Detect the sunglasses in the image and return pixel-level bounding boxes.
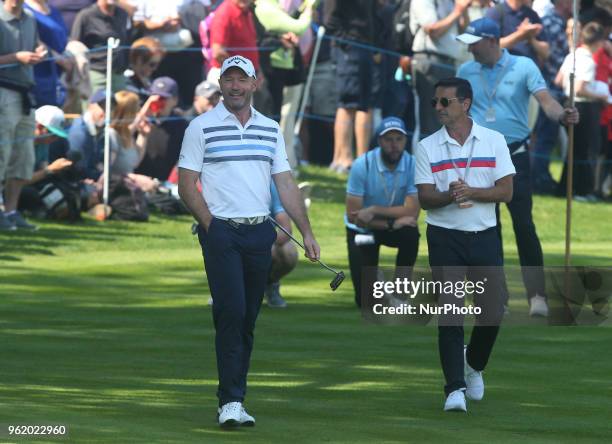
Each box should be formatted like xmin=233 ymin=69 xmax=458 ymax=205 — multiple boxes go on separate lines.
xmin=431 ymin=97 xmax=460 ymax=108
xmin=147 ymin=59 xmax=161 ymax=69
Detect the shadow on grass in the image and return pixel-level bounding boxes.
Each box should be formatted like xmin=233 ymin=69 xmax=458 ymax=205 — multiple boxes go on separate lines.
xmin=0 ymin=216 xmax=185 ymax=262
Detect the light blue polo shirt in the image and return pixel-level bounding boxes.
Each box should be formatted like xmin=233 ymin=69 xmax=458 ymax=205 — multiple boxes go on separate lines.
xmin=270 ymin=182 xmax=285 ymax=217
xmin=457 ymin=49 xmax=547 ymax=144
xmin=345 ymin=147 xmax=417 ymax=233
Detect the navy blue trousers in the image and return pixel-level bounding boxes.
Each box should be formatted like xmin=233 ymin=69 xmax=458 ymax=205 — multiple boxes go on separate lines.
xmin=198 ymin=218 xmax=277 ymax=407
xmin=427 ymin=224 xmax=505 ymax=396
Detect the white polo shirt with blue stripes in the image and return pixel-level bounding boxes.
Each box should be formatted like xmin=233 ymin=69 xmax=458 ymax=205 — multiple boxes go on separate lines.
xmin=415 ymin=121 xmax=515 ymax=232
xmin=178 ymin=102 xmax=291 ymax=218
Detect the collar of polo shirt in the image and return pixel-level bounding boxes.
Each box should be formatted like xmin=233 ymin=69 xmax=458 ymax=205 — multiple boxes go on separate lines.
xmin=492 ymin=49 xmax=510 ymax=69
xmin=438 ymin=119 xmax=483 ymax=147
xmin=375 ymin=148 xmax=407 ymax=173
xmin=215 ymin=101 xmax=258 ymax=121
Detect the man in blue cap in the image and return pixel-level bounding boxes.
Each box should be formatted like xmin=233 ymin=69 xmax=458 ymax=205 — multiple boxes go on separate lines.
xmin=345 ymin=116 xmax=420 ymax=307
xmin=456 ymin=18 xmax=579 ymax=317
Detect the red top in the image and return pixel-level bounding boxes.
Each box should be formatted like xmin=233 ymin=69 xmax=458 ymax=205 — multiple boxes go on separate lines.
xmin=594 ymin=45 xmax=612 ymax=139
xmin=210 ymin=1 xmax=259 ymax=70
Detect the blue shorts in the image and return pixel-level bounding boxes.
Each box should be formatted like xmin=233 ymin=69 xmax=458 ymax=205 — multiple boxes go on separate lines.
xmin=332 ymin=45 xmax=374 ymax=111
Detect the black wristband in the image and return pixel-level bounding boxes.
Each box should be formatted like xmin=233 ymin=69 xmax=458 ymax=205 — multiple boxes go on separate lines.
xmin=387 ymin=219 xmax=394 ymax=230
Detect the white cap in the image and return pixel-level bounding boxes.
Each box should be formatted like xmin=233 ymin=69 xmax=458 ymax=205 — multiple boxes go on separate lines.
xmin=220 ymin=55 xmax=257 ymax=79
xmin=35 ymin=105 xmax=67 ymax=138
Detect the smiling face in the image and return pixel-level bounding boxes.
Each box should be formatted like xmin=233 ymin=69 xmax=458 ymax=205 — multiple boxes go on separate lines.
xmin=219 ymin=67 xmax=256 ymax=113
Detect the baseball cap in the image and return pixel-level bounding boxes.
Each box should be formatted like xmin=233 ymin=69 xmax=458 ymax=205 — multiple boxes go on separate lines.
xmin=456 ymin=18 xmax=501 ymax=45
xmin=195 ymin=80 xmax=221 ymax=99
xmin=378 ymin=117 xmax=408 ymax=137
xmin=149 ymin=76 xmax=179 ymax=98
xmin=220 ymin=55 xmax=257 ymax=79
xmin=35 ymin=105 xmax=68 ymax=138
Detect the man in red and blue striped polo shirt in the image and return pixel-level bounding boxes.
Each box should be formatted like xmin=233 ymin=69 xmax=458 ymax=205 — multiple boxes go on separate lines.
xmin=415 ymin=77 xmax=515 ymax=413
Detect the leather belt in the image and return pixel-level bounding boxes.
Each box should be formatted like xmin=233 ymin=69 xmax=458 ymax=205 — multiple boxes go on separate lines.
xmin=215 ymin=215 xmax=268 ymax=227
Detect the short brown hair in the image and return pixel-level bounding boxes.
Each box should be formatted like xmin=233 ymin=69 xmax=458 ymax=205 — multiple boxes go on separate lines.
xmin=581 ymin=22 xmax=605 ymax=46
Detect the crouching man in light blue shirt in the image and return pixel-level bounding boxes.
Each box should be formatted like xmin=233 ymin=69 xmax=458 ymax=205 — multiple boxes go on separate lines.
xmin=345 ymin=117 xmax=421 ymax=307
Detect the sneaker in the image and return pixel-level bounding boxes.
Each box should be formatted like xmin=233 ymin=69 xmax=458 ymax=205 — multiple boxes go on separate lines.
xmin=239 ymin=406 xmax=255 ymax=426
xmin=218 ymin=402 xmax=242 ymax=428
xmin=585 ymin=193 xmax=601 ymax=203
xmin=0 ymin=211 xmax=17 ymax=231
xmin=217 ymin=403 xmax=255 ymax=427
xmin=334 ymin=164 xmax=351 ymax=174
xmin=6 ymin=211 xmax=37 ymax=230
xmin=529 ymin=295 xmax=549 ymax=317
xmin=266 ymin=282 xmax=287 ymax=308
xmin=444 ymin=389 xmax=467 ymax=412
xmin=464 ymin=346 xmax=484 ymax=401
xmin=207 ymin=296 xmax=213 ymax=306
xmin=574 ymin=194 xmax=590 ymax=202
xmin=602 ymin=174 xmax=612 ymax=198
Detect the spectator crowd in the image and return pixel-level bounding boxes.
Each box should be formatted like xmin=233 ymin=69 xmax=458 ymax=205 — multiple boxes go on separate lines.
xmin=0 ymin=0 xmax=611 ymax=232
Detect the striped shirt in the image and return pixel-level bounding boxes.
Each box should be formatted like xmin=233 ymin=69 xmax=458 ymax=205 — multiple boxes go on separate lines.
xmin=178 ymin=101 xmax=290 ymax=218
xmin=415 ymin=121 xmax=515 ymax=232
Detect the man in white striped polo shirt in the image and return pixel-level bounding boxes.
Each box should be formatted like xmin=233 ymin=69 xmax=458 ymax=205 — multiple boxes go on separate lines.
xmin=415 ymin=77 xmax=515 ymax=413
xmin=178 ymin=55 xmax=320 ymax=428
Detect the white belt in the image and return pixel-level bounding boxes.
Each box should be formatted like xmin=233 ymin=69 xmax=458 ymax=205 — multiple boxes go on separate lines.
xmin=215 ymin=215 xmax=268 ymax=226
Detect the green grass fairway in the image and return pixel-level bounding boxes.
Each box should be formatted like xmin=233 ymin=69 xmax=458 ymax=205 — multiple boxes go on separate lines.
xmin=1 ymin=165 xmax=611 ymax=443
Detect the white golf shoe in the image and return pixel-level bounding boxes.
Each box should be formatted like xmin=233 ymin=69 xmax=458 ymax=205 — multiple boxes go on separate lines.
xmin=464 ymin=346 xmax=484 ymax=401
xmin=217 ymin=402 xmax=255 ymax=427
xmin=444 ymin=389 xmax=467 ymax=412
xmin=218 ymin=402 xmax=241 ymax=427
xmin=529 ymin=295 xmax=549 ymax=317
xmin=239 ymin=406 xmax=255 ymax=426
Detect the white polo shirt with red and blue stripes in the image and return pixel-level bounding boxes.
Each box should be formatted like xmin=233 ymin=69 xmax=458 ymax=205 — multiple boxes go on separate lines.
xmin=415 ymin=120 xmax=515 ymax=232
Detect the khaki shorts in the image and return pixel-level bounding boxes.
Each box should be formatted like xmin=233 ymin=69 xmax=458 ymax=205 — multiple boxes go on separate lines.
xmin=0 ymin=87 xmax=35 ymax=181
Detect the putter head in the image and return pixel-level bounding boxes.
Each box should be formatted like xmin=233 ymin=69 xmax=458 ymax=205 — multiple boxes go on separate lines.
xmin=330 ymin=271 xmax=345 ymax=291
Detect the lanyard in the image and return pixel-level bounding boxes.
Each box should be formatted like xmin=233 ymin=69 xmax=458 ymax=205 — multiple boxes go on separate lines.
xmin=376 ymin=154 xmax=401 ymax=206
xmin=479 ymin=57 xmax=510 ymax=107
xmin=445 ymin=137 xmax=476 ymax=183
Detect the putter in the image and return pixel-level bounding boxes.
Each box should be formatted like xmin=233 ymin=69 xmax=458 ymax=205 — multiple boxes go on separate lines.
xmin=268 ymin=216 xmax=345 ymax=291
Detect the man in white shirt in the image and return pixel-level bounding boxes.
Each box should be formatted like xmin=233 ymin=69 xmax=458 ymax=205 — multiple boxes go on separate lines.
xmin=415 ymin=77 xmax=515 ymax=413
xmin=178 ymin=55 xmax=320 ymax=428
